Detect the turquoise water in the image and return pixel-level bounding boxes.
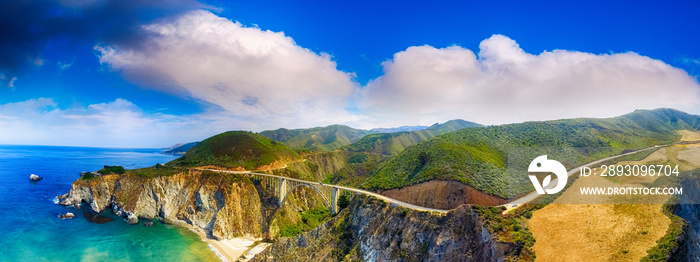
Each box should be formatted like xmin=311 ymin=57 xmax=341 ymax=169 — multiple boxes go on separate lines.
xmin=0 ymin=145 xmax=219 ymax=261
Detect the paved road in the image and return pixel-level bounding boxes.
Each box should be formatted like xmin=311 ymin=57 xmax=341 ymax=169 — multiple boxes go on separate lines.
xmin=196 ymin=168 xmax=450 ymax=213
xmin=501 ymin=145 xmax=665 ymax=211
xmin=197 ymin=145 xmax=666 ymax=214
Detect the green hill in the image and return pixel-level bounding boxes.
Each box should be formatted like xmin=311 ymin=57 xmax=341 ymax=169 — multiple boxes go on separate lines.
xmin=348 ymin=119 xmax=483 ymax=155
xmin=162 ymin=141 xmax=198 ymax=155
xmin=169 ymin=131 xmax=300 ymax=170
xmin=363 ymin=108 xmax=700 ymax=198
xmin=260 ymin=125 xmax=375 ymax=152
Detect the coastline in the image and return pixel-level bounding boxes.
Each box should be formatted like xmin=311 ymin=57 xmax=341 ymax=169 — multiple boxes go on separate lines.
xmin=175 ymin=220 xmax=263 ymax=262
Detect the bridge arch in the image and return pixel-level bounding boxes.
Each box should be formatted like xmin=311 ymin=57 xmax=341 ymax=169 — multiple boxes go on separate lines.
xmin=279 ymin=183 xmax=334 ymax=213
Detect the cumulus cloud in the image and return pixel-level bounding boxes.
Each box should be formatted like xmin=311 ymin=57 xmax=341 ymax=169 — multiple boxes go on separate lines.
xmin=97 ymin=10 xmax=361 ymax=130
xmin=359 ymin=34 xmax=700 ymax=126
xmin=0 ymin=98 xmax=218 ymax=147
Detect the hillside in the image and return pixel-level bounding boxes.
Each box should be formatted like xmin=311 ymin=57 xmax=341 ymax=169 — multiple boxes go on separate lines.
xmin=168 ymin=131 xmax=300 ymax=170
xmin=363 ymin=108 xmax=700 ymax=198
xmin=348 ymin=119 xmax=483 ymax=155
xmin=370 ymin=125 xmax=428 ymax=133
xmin=162 ymin=141 xmax=198 ymax=155
xmin=260 ymin=125 xmax=375 ymax=152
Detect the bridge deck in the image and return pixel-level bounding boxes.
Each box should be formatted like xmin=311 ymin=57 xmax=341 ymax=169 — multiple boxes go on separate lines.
xmin=196 ymin=169 xmax=449 ymax=213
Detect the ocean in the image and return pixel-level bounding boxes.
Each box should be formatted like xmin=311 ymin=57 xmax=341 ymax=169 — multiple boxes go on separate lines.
xmin=0 ymin=145 xmax=219 ymax=261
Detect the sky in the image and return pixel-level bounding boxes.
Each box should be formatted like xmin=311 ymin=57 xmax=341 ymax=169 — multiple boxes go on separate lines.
xmin=1 ymin=0 xmax=700 ymax=148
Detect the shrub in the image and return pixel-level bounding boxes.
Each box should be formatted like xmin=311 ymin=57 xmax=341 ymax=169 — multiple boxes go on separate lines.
xmin=98 ymin=165 xmax=125 ymax=175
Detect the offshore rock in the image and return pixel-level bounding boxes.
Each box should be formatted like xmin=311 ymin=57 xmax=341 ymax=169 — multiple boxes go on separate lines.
xmin=83 ymin=211 xmax=114 ymax=224
xmin=58 ymin=212 xmax=74 ymax=219
xmin=30 ymin=174 xmax=43 ymax=181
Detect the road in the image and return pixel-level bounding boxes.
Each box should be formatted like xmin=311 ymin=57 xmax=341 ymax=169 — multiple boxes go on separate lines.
xmin=196 ymin=168 xmax=450 ymax=213
xmin=500 ymin=145 xmax=665 ymax=213
xmin=196 ymin=145 xmax=665 ymax=215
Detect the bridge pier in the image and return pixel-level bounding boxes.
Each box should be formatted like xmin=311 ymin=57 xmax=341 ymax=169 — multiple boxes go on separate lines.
xmin=277 ymin=178 xmax=287 ymax=206
xmin=331 ymin=188 xmax=339 ymax=214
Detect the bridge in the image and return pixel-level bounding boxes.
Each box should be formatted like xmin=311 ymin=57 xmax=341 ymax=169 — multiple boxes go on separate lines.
xmin=197 ymin=169 xmax=449 ymax=214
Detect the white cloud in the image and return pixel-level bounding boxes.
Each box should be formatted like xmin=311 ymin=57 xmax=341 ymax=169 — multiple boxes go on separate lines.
xmin=96 ymin=10 xmax=361 ymax=130
xmin=0 ymin=98 xmax=219 ymax=148
xmin=58 ymin=60 xmax=74 ymax=70
xmin=359 ymin=34 xmax=700 ymax=126
xmin=86 ymin=11 xmax=700 ymax=144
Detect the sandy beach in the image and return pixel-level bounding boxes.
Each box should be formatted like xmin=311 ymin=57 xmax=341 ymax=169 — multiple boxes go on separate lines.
xmin=176 ymin=221 xmax=266 ymax=262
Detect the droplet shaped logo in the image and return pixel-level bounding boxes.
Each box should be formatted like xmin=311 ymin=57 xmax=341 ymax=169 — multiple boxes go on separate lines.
xmin=528 ymin=155 xmax=567 ymax=194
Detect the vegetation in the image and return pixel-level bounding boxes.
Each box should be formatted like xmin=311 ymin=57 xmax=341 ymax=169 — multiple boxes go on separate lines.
xmin=162 ymin=141 xmax=198 ymax=155
xmin=200 ymin=170 xmax=252 ymax=185
xmin=279 ymin=207 xmax=332 ymax=237
xmin=326 ymin=152 xmax=385 ymax=187
xmin=260 ymin=125 xmax=375 ymax=152
xmin=474 ymin=205 xmax=536 ymax=261
xmin=640 ymin=169 xmax=697 ymax=261
xmin=169 ymin=131 xmax=300 ymax=169
xmin=98 ymin=165 xmax=125 ymax=175
xmin=259 ymin=119 xmax=480 ymax=154
xmin=364 ymin=108 xmax=700 ymax=198
xmin=347 ymin=119 xmax=482 ymax=155
xmin=129 ymin=163 xmax=184 ymax=178
xmin=80 ymin=172 xmax=95 ymax=180
xmin=640 ymin=201 xmax=686 ymax=261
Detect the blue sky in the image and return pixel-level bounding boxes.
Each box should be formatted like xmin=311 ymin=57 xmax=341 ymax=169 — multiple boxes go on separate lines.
xmin=1 ymin=0 xmax=699 ymax=147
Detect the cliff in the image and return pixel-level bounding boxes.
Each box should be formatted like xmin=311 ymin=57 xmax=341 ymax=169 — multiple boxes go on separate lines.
xmin=250 ymin=196 xmax=499 ymax=262
xmin=58 ymin=168 xmax=331 ymax=241
xmin=673 ymin=170 xmax=700 ymax=261
xmin=58 ymin=169 xmax=503 ymax=261
xmin=58 ymin=170 xmax=264 ymax=239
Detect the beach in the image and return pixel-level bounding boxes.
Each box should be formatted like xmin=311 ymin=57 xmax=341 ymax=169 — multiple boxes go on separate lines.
xmin=180 ymin=222 xmax=268 ymax=262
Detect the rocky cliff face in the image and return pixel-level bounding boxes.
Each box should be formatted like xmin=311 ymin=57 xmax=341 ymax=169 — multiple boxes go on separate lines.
xmin=58 ymin=170 xmax=264 ymax=239
xmin=675 ymin=172 xmax=700 ymax=261
xmin=58 ymin=169 xmax=329 ymax=241
xmin=250 ymin=196 xmax=499 ymax=262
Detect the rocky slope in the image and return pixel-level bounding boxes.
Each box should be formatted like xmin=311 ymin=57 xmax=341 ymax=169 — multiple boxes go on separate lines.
xmin=58 ymin=170 xmax=264 ymax=239
xmin=250 ymin=195 xmax=499 ymax=262
xmin=675 ymin=171 xmax=700 ymax=261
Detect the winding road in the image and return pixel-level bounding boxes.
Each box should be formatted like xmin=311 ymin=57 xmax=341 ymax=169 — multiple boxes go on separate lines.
xmin=500 ymin=145 xmax=666 ymax=213
xmin=197 ymin=145 xmax=666 ymax=215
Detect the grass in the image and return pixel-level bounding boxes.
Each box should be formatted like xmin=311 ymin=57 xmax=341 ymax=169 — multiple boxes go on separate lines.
xmin=347 ymin=120 xmax=482 ymax=156
xmin=169 ymin=131 xmax=300 ymax=169
xmin=260 ymin=125 xmax=375 ymax=152
xmin=129 ymin=164 xmax=184 ymax=178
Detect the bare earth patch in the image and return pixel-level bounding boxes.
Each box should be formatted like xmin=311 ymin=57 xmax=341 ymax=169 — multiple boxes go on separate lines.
xmin=528 ymin=140 xmax=700 ymax=261
xmin=679 ymin=130 xmax=700 ymax=142
xmin=529 ymin=204 xmax=669 ymax=262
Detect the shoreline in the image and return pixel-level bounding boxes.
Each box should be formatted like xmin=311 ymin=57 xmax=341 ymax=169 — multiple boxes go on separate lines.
xmin=174 ymin=220 xmax=264 ymax=262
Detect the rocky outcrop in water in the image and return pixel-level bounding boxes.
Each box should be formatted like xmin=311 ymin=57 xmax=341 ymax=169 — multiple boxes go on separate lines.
xmin=250 ymin=195 xmax=499 ymax=262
